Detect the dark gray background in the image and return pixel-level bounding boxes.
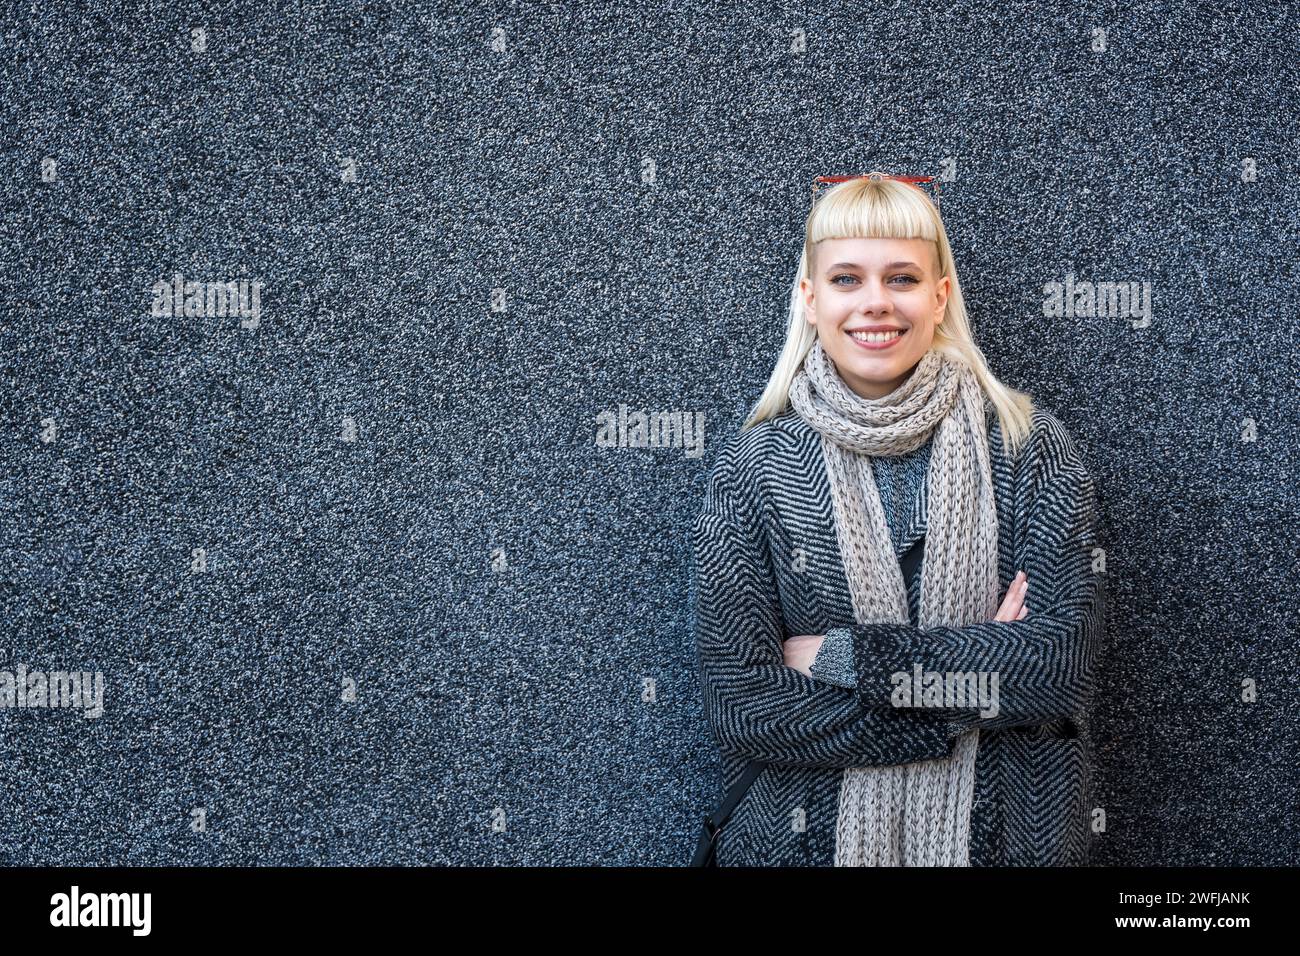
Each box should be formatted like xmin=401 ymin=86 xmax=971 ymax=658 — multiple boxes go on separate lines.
xmin=2 ymin=0 xmax=1295 ymax=864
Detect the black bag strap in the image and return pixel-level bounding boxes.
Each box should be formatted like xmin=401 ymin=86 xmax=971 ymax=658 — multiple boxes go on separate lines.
xmin=692 ymin=533 xmax=926 ymax=866
xmin=691 ymin=760 xmax=766 ymax=866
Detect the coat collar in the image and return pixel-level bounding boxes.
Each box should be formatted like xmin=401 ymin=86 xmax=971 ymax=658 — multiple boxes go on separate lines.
xmin=895 ymin=469 xmax=928 ymax=559
xmin=770 ymin=395 xmax=997 ymax=560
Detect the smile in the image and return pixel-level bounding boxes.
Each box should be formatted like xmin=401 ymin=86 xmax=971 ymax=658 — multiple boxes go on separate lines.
xmin=847 ymin=329 xmax=907 ymax=350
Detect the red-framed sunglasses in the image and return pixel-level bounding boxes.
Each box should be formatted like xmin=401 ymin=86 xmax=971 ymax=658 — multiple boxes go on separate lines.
xmin=812 ymin=172 xmax=941 ymax=209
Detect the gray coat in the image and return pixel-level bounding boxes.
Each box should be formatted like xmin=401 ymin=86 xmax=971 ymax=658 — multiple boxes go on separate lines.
xmin=691 ymin=398 xmax=1105 ymax=866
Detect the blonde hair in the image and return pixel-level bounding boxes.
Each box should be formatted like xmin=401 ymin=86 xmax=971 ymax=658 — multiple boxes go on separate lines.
xmin=741 ymin=175 xmax=1035 ymax=459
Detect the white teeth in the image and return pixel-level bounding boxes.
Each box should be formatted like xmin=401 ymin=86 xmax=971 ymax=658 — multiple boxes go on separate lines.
xmin=849 ymin=330 xmax=904 ymax=343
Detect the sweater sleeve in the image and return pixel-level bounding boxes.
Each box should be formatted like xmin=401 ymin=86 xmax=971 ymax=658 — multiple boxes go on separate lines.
xmin=693 ymin=462 xmax=962 ymax=769
xmin=845 ymin=414 xmax=1105 ymax=732
xmin=809 ymin=627 xmax=857 ymax=689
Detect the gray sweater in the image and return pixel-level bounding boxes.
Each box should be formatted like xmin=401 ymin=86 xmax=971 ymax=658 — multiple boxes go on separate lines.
xmin=808 ymin=433 xmax=933 ymax=687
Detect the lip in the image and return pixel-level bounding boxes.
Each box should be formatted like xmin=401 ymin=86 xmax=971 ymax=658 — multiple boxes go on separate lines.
xmin=847 ymin=328 xmax=908 ymax=350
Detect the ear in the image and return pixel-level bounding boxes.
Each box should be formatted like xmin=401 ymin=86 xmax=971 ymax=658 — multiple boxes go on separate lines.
xmin=800 ymin=277 xmax=817 ymax=326
xmin=934 ymin=274 xmax=951 ymax=325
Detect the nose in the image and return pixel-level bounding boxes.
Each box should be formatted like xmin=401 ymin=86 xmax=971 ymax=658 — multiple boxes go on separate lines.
xmin=854 ymin=276 xmax=893 ymax=314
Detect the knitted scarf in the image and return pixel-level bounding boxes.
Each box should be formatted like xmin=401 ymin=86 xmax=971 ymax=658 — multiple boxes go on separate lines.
xmin=788 ymin=340 xmax=1000 ymax=866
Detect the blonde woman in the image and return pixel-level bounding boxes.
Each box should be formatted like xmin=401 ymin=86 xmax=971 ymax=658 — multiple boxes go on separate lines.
xmin=692 ymin=174 xmax=1104 ymax=866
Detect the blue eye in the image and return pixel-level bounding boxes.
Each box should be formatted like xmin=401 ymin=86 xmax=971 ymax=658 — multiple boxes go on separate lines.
xmin=831 ymin=274 xmax=918 ymax=285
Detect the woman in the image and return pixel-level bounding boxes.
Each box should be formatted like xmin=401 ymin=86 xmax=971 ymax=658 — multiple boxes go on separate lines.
xmin=692 ymin=173 xmax=1105 ymax=866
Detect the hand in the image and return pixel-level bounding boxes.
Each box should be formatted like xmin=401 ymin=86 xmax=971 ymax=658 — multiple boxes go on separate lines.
xmin=995 ymin=570 xmax=1029 ymax=621
xmin=782 ymin=634 xmax=825 ymax=677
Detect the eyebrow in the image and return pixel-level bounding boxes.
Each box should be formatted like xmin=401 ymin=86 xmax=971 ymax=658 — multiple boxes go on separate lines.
xmin=825 ymin=260 xmax=923 ymax=272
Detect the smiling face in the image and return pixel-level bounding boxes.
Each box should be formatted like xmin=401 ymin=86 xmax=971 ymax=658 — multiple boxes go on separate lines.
xmin=801 ymin=237 xmax=951 ymax=400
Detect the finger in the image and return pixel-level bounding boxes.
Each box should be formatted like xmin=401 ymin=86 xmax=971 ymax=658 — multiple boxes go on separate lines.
xmin=995 ymin=585 xmax=1020 ymax=620
xmin=1016 ymin=603 xmax=1027 ymax=620
xmin=995 ymin=572 xmax=1027 ymax=621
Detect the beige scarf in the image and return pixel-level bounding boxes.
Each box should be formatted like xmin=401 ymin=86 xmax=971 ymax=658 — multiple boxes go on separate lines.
xmin=788 ymin=341 xmax=1000 ymax=866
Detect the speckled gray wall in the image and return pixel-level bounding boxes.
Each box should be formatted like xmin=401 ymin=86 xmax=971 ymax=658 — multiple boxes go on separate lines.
xmin=2 ymin=0 xmax=1295 ymax=866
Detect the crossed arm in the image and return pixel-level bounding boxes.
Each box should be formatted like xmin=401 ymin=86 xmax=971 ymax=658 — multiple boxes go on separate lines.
xmin=833 ymin=439 xmax=1104 ymax=733
xmin=693 ymin=417 xmax=1104 ymax=763
xmin=693 ymin=489 xmax=964 ymax=770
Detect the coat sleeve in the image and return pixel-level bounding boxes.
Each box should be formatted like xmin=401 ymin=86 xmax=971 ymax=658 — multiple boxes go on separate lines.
xmin=845 ymin=414 xmax=1105 ymax=732
xmin=693 ymin=458 xmax=963 ymax=769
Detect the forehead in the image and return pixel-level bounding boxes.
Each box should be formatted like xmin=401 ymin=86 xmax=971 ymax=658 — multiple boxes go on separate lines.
xmin=815 ymin=236 xmax=934 ymax=269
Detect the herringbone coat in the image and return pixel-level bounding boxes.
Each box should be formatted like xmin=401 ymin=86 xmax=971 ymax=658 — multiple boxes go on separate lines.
xmin=691 ymin=397 xmax=1105 ymax=866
